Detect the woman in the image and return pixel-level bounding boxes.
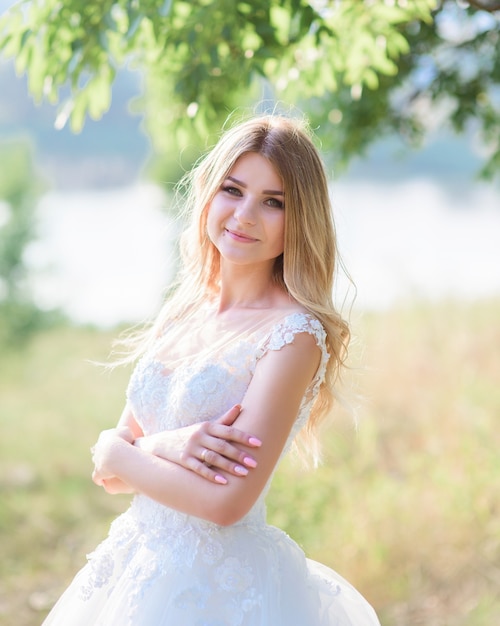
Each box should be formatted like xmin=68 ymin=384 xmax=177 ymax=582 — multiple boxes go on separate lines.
xmin=43 ymin=115 xmax=380 ymax=625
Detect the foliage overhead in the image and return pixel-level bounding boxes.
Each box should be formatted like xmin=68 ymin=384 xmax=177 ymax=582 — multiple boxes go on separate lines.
xmin=0 ymin=0 xmax=499 ymax=179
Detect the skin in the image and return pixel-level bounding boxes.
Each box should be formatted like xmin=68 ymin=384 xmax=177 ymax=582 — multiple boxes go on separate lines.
xmin=91 ymin=153 xmax=321 ymax=526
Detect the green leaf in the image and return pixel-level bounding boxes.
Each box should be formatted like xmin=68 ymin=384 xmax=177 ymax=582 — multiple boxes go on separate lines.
xmin=70 ymin=90 xmax=89 ymax=133
xmin=363 ymin=67 xmax=379 ymax=90
xmin=372 ymin=51 xmax=398 ymax=77
xmin=26 ymin=42 xmax=47 ymax=99
xmin=14 ymin=34 xmax=33 ymax=75
xmin=87 ymin=67 xmax=113 ymax=120
xmin=386 ymin=30 xmax=410 ymax=57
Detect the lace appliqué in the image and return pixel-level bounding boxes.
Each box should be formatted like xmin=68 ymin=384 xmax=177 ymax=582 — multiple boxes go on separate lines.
xmin=173 ymin=555 xmax=261 ymax=626
xmin=256 ymin=313 xmax=328 ymax=381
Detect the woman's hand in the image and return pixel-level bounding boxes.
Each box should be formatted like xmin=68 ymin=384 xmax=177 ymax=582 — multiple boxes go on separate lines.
xmin=91 ymin=426 xmax=135 ymax=491
xmin=134 ymin=404 xmax=262 ymax=485
xmin=93 ymin=475 xmax=136 ymax=494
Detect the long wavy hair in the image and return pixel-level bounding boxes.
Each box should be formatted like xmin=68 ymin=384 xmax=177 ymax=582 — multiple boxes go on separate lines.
xmin=120 ymin=114 xmax=351 ymax=449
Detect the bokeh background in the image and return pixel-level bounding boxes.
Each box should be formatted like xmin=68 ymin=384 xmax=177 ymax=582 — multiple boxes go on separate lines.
xmin=1 ymin=1 xmax=499 ymax=624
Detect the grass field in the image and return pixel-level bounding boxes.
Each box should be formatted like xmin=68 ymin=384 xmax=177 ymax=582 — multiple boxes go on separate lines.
xmin=1 ymin=299 xmax=499 ymax=626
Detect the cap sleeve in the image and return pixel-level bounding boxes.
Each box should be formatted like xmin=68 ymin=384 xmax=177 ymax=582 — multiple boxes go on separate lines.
xmin=255 ymin=312 xmax=330 ymax=394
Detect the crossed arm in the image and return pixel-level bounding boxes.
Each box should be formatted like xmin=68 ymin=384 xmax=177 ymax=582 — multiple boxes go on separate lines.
xmin=91 ymin=332 xmax=320 ymax=526
xmin=92 ymin=403 xmax=256 ymax=493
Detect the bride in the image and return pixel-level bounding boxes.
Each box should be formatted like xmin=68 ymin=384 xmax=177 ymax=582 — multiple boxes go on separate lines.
xmin=42 ymin=114 xmax=381 ymax=625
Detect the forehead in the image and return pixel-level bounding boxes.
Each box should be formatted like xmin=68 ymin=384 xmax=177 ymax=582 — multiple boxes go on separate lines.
xmin=227 ymin=152 xmax=283 ymax=190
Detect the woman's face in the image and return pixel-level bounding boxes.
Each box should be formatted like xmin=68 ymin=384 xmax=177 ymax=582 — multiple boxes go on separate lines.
xmin=206 ymin=152 xmax=285 ymax=270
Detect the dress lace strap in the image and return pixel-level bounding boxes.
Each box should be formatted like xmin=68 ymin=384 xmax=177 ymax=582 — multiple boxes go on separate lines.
xmin=255 ymin=312 xmax=329 ymax=391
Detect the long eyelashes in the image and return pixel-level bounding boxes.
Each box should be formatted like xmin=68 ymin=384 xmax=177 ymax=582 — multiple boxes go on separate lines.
xmin=266 ymin=198 xmax=284 ymax=209
xmin=221 ymin=185 xmax=241 ymax=196
xmin=221 ymin=186 xmax=284 ymax=209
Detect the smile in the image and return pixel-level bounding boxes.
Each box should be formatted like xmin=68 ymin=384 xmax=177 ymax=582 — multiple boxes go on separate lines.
xmin=225 ymin=228 xmax=259 ymax=243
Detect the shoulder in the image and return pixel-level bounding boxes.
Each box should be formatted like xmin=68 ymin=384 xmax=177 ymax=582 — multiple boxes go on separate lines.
xmin=252 ymin=311 xmax=329 ymax=396
xmin=257 ymin=311 xmax=327 ymax=357
xmin=255 ymin=311 xmax=329 ymax=391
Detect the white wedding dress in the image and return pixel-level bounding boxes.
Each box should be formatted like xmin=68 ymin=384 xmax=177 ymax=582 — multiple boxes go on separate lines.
xmin=43 ymin=312 xmax=380 ymax=625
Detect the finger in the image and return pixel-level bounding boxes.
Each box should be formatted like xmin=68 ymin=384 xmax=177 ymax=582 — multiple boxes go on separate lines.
xmin=207 ymin=422 xmax=262 ymax=448
xmin=204 ymin=436 xmax=254 ymax=466
xmin=101 ymin=479 xmax=119 ymax=494
xmin=200 ymin=445 xmax=253 ymax=476
xmin=215 ymin=404 xmax=241 ymax=426
xmin=186 ymin=456 xmax=228 ymax=485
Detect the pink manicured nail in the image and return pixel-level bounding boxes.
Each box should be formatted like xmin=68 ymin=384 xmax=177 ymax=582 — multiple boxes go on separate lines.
xmin=243 ymin=456 xmax=257 ymax=468
xmin=248 ymin=437 xmax=262 ymax=446
xmin=235 ymin=465 xmax=249 ymax=476
xmin=215 ymin=475 xmax=227 ymax=484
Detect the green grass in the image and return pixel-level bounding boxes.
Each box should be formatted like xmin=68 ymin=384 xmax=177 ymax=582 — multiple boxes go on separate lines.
xmin=1 ymin=301 xmax=499 ymax=625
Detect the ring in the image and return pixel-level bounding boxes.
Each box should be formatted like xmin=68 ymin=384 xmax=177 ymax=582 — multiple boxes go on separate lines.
xmin=201 ymin=449 xmax=208 ymax=463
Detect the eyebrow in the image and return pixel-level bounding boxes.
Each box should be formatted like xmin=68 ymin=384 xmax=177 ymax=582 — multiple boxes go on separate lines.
xmin=226 ymin=176 xmax=284 ymax=196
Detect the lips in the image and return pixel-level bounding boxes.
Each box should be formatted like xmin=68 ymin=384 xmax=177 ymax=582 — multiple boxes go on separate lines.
xmin=225 ymin=228 xmax=258 ymax=243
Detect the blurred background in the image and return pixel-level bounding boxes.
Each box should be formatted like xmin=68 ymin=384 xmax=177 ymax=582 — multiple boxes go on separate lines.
xmin=1 ymin=1 xmax=499 ymax=624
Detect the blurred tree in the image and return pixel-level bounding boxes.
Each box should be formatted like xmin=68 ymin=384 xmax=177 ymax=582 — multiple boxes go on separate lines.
xmin=0 ymin=0 xmax=498 ymax=179
xmin=0 ymin=140 xmax=55 ymax=343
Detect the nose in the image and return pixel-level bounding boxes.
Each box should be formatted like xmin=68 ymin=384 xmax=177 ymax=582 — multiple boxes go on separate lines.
xmin=234 ymin=197 xmax=257 ymax=225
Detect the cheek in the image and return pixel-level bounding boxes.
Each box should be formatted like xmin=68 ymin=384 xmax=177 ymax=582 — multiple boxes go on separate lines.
xmin=206 ymin=208 xmax=231 ymax=255
xmin=205 ymin=203 xmax=218 ymax=240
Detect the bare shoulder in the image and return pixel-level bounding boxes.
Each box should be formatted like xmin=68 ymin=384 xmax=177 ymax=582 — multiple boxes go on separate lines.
xmin=270 ymin=290 xmax=309 ymax=315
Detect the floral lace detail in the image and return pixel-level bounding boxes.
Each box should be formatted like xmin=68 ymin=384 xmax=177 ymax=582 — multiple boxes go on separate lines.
xmin=256 ymin=313 xmax=328 ymax=383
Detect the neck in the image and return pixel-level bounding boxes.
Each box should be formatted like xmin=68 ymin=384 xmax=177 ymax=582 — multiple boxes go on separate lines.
xmin=216 ymin=261 xmax=285 ymax=313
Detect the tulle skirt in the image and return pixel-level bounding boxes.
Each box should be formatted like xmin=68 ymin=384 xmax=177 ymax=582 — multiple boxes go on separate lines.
xmin=42 ymin=498 xmax=380 ymax=626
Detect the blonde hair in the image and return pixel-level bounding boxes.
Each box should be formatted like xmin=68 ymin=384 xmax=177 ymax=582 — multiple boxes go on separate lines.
xmin=121 ymin=114 xmax=350 ymax=443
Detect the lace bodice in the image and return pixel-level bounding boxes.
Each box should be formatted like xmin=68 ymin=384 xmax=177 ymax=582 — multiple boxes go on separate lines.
xmin=127 ymin=311 xmax=328 ymax=439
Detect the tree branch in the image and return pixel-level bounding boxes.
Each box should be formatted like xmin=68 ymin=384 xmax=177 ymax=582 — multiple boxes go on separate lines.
xmin=466 ymin=0 xmax=500 ymax=12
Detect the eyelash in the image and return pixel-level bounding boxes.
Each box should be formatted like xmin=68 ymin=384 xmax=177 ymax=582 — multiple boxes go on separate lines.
xmin=266 ymin=197 xmax=284 ymax=209
xmin=221 ymin=185 xmax=241 ymax=196
xmin=221 ymin=186 xmax=284 ymax=209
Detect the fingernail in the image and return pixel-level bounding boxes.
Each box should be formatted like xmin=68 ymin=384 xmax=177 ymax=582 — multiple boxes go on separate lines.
xmin=235 ymin=465 xmax=249 ymax=476
xmin=248 ymin=437 xmax=262 ymax=447
xmin=243 ymin=456 xmax=257 ymax=468
xmin=215 ymin=475 xmax=227 ymax=484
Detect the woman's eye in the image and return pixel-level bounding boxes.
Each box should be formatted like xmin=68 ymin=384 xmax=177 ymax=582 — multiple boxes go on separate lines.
xmin=222 ymin=185 xmax=241 ymax=196
xmin=266 ymin=197 xmax=284 ymax=209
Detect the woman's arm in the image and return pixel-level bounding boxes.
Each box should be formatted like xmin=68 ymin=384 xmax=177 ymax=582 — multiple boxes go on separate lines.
xmin=91 ymin=332 xmax=320 ymax=526
xmin=93 ymin=403 xmax=261 ymax=491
